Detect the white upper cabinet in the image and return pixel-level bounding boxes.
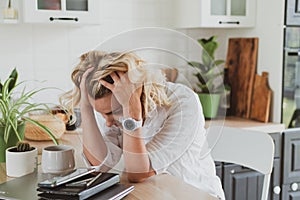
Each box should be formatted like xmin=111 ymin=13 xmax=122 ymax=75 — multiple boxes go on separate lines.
xmin=175 ymin=0 xmax=256 ymax=28
xmin=23 ymin=0 xmax=100 ymax=24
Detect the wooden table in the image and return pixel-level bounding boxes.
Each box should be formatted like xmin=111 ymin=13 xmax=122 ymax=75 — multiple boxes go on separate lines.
xmin=0 ymin=129 xmax=218 ymax=200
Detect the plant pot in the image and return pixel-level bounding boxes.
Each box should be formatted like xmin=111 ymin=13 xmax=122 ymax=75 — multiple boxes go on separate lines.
xmin=6 ymin=146 xmax=38 ymax=177
xmin=198 ymin=93 xmax=221 ymax=119
xmin=0 ymin=122 xmax=25 ymax=162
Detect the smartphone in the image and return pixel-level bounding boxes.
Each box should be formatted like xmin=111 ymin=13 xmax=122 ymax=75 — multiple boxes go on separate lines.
xmin=38 ymin=168 xmax=96 ymax=188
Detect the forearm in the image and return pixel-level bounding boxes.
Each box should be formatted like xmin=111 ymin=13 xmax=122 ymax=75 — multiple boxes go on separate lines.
xmin=122 ymin=102 xmax=155 ymax=182
xmin=99 ymin=72 xmax=155 ymax=180
xmin=81 ymin=104 xmax=107 ymax=166
xmin=123 ymin=130 xmax=150 ymax=172
xmin=123 ymin=131 xmax=155 ymax=182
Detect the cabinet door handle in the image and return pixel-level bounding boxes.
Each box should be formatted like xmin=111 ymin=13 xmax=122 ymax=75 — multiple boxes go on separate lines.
xmin=219 ymin=21 xmax=240 ymax=24
xmin=287 ymin=51 xmax=300 ymax=56
xmin=291 ymin=183 xmax=298 ymax=191
xmin=273 ymin=186 xmax=281 ymax=194
xmin=49 ymin=17 xmax=79 ymax=22
xmin=230 ymin=169 xmax=235 ymax=174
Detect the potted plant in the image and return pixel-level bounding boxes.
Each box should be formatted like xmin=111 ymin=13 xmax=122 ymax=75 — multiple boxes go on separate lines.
xmin=188 ymin=36 xmax=225 ymax=119
xmin=6 ymin=141 xmax=38 ymax=177
xmin=0 ymin=68 xmax=58 ymax=162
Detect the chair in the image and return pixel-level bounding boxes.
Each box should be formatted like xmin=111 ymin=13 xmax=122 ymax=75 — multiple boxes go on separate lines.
xmin=206 ymin=126 xmax=275 ymax=200
xmin=162 ymin=68 xmax=178 ymax=83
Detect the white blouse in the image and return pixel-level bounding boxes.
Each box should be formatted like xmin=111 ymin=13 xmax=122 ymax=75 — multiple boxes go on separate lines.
xmin=84 ymin=82 xmax=225 ymax=200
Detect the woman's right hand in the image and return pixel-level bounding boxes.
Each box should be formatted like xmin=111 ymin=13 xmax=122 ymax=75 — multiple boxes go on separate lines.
xmin=79 ymin=67 xmax=94 ymax=107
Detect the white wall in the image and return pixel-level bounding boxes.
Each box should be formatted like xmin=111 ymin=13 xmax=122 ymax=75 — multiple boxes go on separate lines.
xmin=0 ymin=0 xmax=173 ymax=103
xmin=178 ymin=0 xmax=285 ymax=122
xmin=0 ymin=0 xmax=284 ymax=122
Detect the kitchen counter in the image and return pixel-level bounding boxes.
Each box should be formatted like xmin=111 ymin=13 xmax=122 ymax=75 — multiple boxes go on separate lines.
xmin=205 ymin=116 xmax=285 ymax=133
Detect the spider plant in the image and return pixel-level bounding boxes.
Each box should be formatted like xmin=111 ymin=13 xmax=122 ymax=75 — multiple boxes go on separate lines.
xmin=0 ymin=68 xmax=58 ymax=145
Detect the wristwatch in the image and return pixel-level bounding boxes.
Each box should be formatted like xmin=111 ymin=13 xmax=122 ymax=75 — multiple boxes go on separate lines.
xmin=120 ymin=117 xmax=143 ymax=132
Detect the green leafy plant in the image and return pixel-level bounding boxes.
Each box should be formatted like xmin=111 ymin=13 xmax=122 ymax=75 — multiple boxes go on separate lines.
xmin=188 ymin=36 xmax=225 ymax=93
xmin=0 ymin=68 xmax=58 ymax=145
xmin=0 ymin=68 xmax=18 ymax=99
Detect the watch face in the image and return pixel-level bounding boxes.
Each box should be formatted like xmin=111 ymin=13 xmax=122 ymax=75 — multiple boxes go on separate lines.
xmin=124 ymin=119 xmax=136 ymax=131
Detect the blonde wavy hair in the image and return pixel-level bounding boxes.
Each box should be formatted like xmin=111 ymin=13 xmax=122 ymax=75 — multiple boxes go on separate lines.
xmin=60 ymin=50 xmax=170 ymax=119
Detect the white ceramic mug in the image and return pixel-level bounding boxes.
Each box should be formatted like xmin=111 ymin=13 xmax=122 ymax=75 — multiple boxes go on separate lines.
xmin=41 ymin=145 xmax=75 ymax=174
xmin=6 ymin=146 xmax=38 ymax=177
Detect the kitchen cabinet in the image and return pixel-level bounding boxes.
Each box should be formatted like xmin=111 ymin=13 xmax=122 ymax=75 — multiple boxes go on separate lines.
xmin=282 ymin=184 xmax=300 ymax=200
xmin=282 ymin=128 xmax=300 ymax=184
xmin=281 ymin=128 xmax=300 ymax=200
xmin=22 ymin=0 xmax=100 ymax=24
xmin=174 ymin=0 xmax=256 ymax=28
xmin=221 ymin=159 xmax=281 ymax=200
xmin=223 ymin=163 xmax=265 ymax=200
xmin=215 ymin=161 xmax=222 ymax=179
xmin=270 ymin=158 xmax=282 ymax=200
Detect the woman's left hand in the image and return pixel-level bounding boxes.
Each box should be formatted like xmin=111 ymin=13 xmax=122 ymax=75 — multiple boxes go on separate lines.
xmin=100 ymin=71 xmax=143 ymax=118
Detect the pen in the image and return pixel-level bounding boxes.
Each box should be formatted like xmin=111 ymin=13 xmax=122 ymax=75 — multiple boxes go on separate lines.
xmin=86 ymin=172 xmax=102 ymax=187
xmin=65 ymin=177 xmax=94 ymax=187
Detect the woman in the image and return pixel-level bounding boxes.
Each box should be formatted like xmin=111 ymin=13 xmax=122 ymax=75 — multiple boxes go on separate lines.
xmin=61 ymin=50 xmax=225 ymax=199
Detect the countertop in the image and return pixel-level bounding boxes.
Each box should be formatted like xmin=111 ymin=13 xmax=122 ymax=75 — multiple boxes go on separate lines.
xmin=206 ymin=116 xmax=285 ymax=133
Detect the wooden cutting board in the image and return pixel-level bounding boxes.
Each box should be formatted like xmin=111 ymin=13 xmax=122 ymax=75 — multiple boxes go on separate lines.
xmin=250 ymin=72 xmax=272 ymax=122
xmin=226 ymin=38 xmax=258 ymax=118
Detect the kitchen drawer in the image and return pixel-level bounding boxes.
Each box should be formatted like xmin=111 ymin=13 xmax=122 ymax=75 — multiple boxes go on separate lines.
xmin=282 ymin=128 xmax=300 ymax=184
xmin=282 ymin=183 xmax=300 ymax=200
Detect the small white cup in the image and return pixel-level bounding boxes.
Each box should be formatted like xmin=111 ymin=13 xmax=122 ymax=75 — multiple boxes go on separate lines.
xmin=41 ymin=145 xmax=75 ymax=174
xmin=6 ymin=146 xmax=38 ymax=177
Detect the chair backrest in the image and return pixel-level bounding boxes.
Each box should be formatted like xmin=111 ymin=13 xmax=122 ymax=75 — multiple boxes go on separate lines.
xmin=206 ymin=126 xmax=275 ymax=200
